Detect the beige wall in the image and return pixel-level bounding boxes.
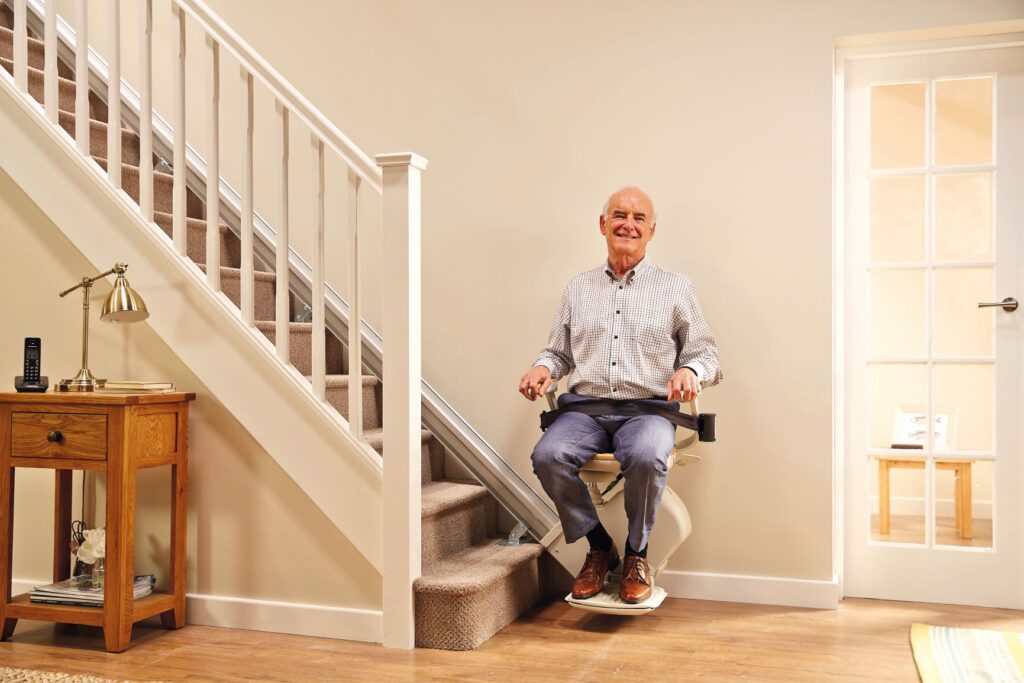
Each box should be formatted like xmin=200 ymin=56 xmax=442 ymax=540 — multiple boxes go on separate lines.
xmin=0 ymin=170 xmax=380 ymax=608
xmin=6 ymin=0 xmax=1023 ymax=602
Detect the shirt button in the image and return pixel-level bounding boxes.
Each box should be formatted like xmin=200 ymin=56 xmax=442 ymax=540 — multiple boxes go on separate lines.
xmin=612 ymin=362 xmax=616 ymax=366
xmin=612 ymin=388 xmax=617 ymax=392
xmin=616 ymin=310 xmax=620 ymax=314
xmin=614 ymin=335 xmax=618 ymax=339
xmin=619 ymin=285 xmax=623 ymax=290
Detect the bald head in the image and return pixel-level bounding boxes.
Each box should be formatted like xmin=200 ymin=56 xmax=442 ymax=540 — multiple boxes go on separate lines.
xmin=602 ymin=187 xmax=656 ymax=225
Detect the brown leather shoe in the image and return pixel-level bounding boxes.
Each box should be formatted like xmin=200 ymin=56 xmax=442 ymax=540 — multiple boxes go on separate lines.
xmin=619 ymin=554 xmax=653 ymax=603
xmin=571 ymin=543 xmax=620 ymax=599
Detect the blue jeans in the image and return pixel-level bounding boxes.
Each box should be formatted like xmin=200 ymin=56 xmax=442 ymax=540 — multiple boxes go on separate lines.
xmin=531 ymin=392 xmax=677 ymax=551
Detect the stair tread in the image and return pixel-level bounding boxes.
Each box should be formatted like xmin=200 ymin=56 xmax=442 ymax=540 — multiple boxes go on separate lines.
xmin=153 ymin=210 xmax=228 ymax=233
xmin=421 ymin=480 xmax=487 ymax=519
xmin=0 ymin=56 xmax=102 ymax=119
xmin=360 ymin=427 xmax=432 ymax=453
xmin=414 ymin=540 xmax=542 ymax=595
xmin=197 ymin=263 xmax=276 ymax=281
xmin=306 ymin=374 xmax=379 ymax=386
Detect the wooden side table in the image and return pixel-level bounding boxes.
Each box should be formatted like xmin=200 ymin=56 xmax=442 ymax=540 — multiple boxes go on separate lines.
xmin=0 ymin=391 xmax=194 ymax=652
xmin=878 ymin=458 xmax=974 ymax=539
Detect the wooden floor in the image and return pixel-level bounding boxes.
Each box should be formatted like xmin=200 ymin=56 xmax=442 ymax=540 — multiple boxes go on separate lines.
xmin=1 ymin=597 xmax=1023 ymax=682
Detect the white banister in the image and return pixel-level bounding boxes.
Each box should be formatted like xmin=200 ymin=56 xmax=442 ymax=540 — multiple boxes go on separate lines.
xmin=347 ymin=168 xmax=362 ymax=440
xmin=275 ymin=101 xmax=290 ymax=364
xmin=311 ymin=135 xmax=325 ymax=400
xmin=43 ymin=0 xmax=57 ymax=123
xmin=378 ymin=152 xmax=427 ymax=650
xmin=170 ymin=0 xmax=381 ymax=193
xmin=239 ymin=67 xmax=254 ymax=325
xmin=138 ymin=0 xmax=153 ymax=221
xmin=204 ymin=34 xmax=220 ymax=292
xmin=74 ymin=0 xmax=88 ymax=154
xmin=13 ymin=0 xmax=26 ymax=92
xmin=106 ymin=0 xmax=121 ymax=189
xmin=171 ymin=4 xmax=186 ymax=256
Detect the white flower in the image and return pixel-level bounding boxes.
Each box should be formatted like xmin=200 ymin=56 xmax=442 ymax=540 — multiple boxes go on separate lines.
xmin=76 ymin=528 xmax=105 ymax=565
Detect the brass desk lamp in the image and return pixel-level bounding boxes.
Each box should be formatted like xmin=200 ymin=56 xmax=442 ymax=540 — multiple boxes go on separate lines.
xmin=58 ymin=263 xmax=149 ymax=392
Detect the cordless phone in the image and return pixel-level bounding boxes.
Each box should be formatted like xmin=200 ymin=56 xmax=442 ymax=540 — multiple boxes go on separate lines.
xmin=15 ymin=337 xmax=49 ymax=392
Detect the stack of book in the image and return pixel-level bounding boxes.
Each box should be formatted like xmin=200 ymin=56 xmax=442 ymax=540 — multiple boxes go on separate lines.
xmin=96 ymin=381 xmax=175 ymax=394
xmin=29 ymin=574 xmax=156 ymax=607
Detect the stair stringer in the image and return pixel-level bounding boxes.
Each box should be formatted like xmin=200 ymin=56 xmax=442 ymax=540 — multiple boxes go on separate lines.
xmin=0 ymin=74 xmax=386 ymax=575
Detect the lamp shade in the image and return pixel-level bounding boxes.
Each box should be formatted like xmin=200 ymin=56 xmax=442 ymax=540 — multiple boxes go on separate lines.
xmin=100 ymin=273 xmax=149 ymax=323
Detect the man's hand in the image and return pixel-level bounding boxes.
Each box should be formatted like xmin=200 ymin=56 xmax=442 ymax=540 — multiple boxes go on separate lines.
xmin=668 ymin=367 xmax=701 ymax=403
xmin=519 ymin=366 xmax=552 ymax=401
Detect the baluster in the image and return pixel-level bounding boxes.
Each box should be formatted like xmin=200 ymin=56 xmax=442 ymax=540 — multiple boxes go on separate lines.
xmin=44 ymin=0 xmax=58 ymax=122
xmin=205 ymin=35 xmax=220 ymax=291
xmin=13 ymin=0 xmax=26 ymax=92
xmin=107 ymin=0 xmax=121 ymax=189
xmin=240 ymin=68 xmax=254 ymax=325
xmin=138 ymin=0 xmax=153 ymax=221
xmin=377 ymin=152 xmax=427 ymax=650
xmin=75 ymin=0 xmax=88 ymax=154
xmin=346 ymin=168 xmax=362 ymax=439
xmin=311 ymin=136 xmax=325 ymax=400
xmin=275 ymin=102 xmax=290 ymax=363
xmin=171 ymin=4 xmax=186 ymax=255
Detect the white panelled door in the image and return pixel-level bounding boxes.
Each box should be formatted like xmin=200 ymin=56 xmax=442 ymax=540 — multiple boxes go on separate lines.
xmin=844 ymin=44 xmax=1024 ymax=607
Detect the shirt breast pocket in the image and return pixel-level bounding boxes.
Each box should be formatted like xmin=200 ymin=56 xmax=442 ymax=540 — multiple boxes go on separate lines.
xmin=632 ymin=306 xmax=676 ymax=358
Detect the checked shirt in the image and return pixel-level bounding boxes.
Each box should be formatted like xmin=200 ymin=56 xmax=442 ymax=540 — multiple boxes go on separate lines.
xmin=532 ymin=255 xmax=722 ymax=400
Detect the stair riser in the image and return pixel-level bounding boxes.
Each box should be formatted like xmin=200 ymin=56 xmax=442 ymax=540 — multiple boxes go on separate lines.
xmin=324 ymin=381 xmax=382 ymax=431
xmin=58 ymin=111 xmax=141 ymax=165
xmin=422 ymin=497 xmax=496 ymax=570
xmin=93 ymin=157 xmax=205 ymax=219
xmin=2 ymin=57 xmax=107 ymax=121
xmin=257 ymin=326 xmax=344 ymax=376
xmin=153 ymin=213 xmax=241 ymax=269
xmin=415 ymin=560 xmax=540 ymax=651
xmin=200 ymin=266 xmax=276 ymax=321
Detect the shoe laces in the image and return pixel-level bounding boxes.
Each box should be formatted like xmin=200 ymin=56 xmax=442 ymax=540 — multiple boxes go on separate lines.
xmin=624 ymin=555 xmax=650 ymax=585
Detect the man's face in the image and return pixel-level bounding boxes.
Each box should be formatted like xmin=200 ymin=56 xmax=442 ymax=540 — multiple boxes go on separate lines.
xmin=599 ymin=189 xmax=656 ymax=263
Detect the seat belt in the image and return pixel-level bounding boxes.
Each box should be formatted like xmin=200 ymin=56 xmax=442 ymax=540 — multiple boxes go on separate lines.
xmin=540 ymin=398 xmax=716 ymax=443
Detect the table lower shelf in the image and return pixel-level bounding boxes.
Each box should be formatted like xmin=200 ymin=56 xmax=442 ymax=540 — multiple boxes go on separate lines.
xmin=4 ymin=591 xmax=176 ymax=626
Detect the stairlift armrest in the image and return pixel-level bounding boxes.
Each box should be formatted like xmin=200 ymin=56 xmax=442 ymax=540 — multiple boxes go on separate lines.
xmin=674 ymin=399 xmax=700 ymax=450
xmin=544 ymin=380 xmax=559 ymax=412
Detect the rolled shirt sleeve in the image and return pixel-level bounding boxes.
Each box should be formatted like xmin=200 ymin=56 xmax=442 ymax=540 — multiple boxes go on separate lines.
xmin=674 ymin=279 xmax=723 ymax=388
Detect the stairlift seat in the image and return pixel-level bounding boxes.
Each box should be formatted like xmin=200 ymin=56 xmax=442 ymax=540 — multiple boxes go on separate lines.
xmin=541 ymin=385 xmax=713 ymax=615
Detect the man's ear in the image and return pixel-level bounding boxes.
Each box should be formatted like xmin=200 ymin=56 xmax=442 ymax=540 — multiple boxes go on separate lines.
xmin=599 ymin=214 xmax=607 ymax=235
xmin=650 ymin=222 xmax=656 ymax=239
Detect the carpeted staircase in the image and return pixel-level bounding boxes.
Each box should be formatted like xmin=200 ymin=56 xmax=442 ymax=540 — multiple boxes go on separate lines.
xmin=0 ymin=5 xmax=551 ymax=651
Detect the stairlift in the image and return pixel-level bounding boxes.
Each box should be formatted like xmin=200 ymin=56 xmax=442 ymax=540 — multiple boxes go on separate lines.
xmin=539 ymin=383 xmax=716 ymax=615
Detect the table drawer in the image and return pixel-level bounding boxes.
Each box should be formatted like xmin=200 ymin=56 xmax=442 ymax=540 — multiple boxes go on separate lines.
xmin=10 ymin=412 xmax=107 ymax=460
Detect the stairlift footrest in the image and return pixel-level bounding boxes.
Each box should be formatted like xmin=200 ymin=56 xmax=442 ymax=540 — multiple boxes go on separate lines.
xmin=564 ymin=581 xmax=667 ymax=615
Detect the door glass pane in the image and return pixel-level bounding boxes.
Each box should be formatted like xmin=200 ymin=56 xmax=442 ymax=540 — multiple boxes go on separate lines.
xmin=870 ymin=364 xmax=927 ymax=450
xmin=934 ymin=268 xmax=994 ymax=357
xmin=934 ymin=459 xmax=992 ymax=549
xmin=871 ymin=176 xmax=926 ymax=262
xmin=871 ymin=456 xmax=925 ymax=544
xmin=935 ymin=77 xmax=993 ymax=166
xmin=871 ymin=82 xmax=926 ymax=169
xmin=933 ymin=364 xmax=993 ymax=453
xmin=935 ymin=172 xmax=993 ymax=261
xmin=870 ymin=270 xmax=925 ymax=357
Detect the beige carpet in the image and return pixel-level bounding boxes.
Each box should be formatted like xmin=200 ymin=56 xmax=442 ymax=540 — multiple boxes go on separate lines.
xmin=0 ymin=10 xmax=551 ymax=651
xmin=0 ymin=667 xmax=163 ymax=683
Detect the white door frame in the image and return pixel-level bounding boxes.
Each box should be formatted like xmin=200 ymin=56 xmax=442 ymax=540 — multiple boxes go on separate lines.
xmin=832 ymin=21 xmax=1024 ymax=600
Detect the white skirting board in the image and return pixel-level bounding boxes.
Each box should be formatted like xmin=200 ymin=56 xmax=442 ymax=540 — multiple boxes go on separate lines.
xmin=12 ymin=579 xmax=383 ymax=643
xmin=658 ymin=570 xmax=840 ymax=610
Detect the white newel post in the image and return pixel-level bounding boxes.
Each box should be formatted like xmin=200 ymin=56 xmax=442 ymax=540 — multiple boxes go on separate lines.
xmin=378 ymin=152 xmax=427 ymax=650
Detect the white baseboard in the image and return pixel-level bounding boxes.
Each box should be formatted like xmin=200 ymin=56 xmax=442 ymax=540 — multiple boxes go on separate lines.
xmin=12 ymin=579 xmax=382 ymax=643
xmin=658 ymin=570 xmax=840 ymax=610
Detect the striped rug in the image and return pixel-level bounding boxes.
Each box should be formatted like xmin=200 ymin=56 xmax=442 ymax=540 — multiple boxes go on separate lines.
xmin=911 ymin=623 xmax=1024 ymax=682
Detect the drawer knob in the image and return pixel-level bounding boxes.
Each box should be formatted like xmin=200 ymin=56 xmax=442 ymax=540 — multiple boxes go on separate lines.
xmin=47 ymin=430 xmax=64 ymax=443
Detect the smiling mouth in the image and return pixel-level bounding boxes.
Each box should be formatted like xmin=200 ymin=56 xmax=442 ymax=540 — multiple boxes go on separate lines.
xmin=615 ymin=233 xmax=638 ymax=240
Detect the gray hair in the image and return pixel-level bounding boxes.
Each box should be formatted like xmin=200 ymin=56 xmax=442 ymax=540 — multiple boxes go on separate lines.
xmin=602 ymin=186 xmax=657 ymax=224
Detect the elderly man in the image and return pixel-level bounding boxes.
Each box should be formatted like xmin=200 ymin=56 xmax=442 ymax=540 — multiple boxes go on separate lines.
xmin=518 ymin=187 xmax=722 ymax=604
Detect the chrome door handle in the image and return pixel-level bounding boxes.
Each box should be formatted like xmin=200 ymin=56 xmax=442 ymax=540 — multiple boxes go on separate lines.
xmin=978 ymin=297 xmax=1018 ymax=312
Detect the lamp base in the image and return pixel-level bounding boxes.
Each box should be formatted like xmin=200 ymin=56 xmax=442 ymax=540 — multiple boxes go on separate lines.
xmin=57 ymin=368 xmax=106 ymax=392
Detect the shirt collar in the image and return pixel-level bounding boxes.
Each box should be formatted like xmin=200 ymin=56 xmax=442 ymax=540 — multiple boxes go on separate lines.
xmin=603 ymin=254 xmax=652 ymax=283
